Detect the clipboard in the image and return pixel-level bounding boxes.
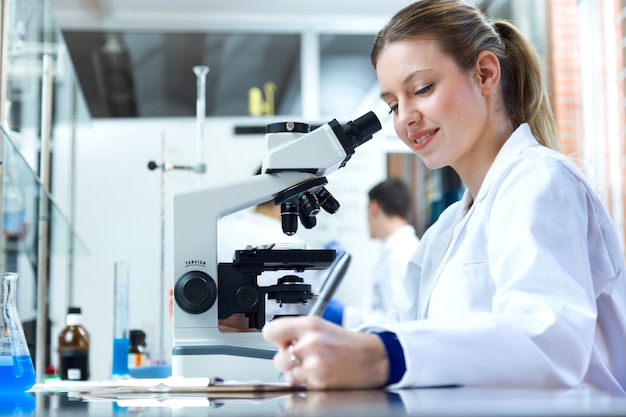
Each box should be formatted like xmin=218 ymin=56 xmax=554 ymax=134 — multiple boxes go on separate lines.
xmin=31 ymin=377 xmax=304 ymax=396
xmin=92 ymin=378 xmax=302 ymax=395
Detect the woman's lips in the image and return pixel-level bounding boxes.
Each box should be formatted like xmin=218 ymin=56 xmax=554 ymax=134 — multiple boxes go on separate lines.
xmin=409 ymin=128 xmax=438 ymax=150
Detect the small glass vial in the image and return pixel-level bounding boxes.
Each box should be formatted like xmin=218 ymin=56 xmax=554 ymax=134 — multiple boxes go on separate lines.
xmin=58 ymin=307 xmax=90 ymax=381
xmin=128 ymin=329 xmax=148 ymax=369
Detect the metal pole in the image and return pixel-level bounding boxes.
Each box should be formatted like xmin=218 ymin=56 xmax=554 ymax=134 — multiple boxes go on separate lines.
xmin=159 ymin=131 xmax=166 ymax=364
xmin=0 ymin=0 xmax=10 ymax=272
xmin=66 ymin=84 xmax=78 ymax=305
xmin=35 ymin=53 xmax=53 ymax=383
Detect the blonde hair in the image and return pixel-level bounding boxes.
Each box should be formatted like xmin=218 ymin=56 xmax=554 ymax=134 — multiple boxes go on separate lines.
xmin=371 ymin=0 xmax=560 ymax=151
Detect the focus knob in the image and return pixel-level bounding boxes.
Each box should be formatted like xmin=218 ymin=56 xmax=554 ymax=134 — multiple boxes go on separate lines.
xmin=174 ymin=271 xmax=217 ymax=314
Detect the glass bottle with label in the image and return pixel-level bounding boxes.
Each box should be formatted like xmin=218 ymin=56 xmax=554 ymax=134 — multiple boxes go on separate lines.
xmin=58 ymin=307 xmax=90 ymax=381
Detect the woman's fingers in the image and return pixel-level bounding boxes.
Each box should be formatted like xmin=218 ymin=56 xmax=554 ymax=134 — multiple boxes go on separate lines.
xmin=263 ymin=316 xmax=307 ymax=346
xmin=263 ymin=316 xmax=389 ymax=389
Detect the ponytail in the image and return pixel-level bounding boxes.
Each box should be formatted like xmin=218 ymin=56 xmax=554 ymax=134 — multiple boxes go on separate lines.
xmin=493 ymin=21 xmax=560 ymax=151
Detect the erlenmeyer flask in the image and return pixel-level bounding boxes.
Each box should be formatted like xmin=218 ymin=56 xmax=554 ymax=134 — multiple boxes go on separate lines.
xmin=0 ymin=272 xmax=36 ymax=391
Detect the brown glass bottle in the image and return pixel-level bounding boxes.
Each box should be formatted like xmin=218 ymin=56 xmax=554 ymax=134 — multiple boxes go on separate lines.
xmin=128 ymin=329 xmax=148 ymax=369
xmin=58 ymin=307 xmax=90 ymax=381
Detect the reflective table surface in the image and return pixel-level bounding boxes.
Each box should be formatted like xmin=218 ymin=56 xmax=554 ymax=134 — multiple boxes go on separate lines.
xmin=5 ymin=384 xmax=626 ymax=417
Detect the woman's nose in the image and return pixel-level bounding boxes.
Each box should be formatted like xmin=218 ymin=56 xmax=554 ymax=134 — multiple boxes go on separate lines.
xmin=397 ymin=101 xmax=421 ymax=126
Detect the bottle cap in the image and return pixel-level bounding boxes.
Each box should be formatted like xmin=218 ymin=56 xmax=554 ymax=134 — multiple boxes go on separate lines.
xmin=129 ymin=329 xmax=146 ymax=347
xmin=66 ymin=306 xmax=83 ymax=326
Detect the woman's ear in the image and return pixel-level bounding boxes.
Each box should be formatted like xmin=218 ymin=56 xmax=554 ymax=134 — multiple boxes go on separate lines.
xmin=474 ymin=50 xmax=501 ymax=96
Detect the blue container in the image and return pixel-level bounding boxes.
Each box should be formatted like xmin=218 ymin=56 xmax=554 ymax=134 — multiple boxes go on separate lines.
xmin=0 ymin=355 xmax=36 ymax=392
xmin=111 ymin=337 xmax=130 ymax=378
xmin=0 ymin=273 xmax=36 ymax=392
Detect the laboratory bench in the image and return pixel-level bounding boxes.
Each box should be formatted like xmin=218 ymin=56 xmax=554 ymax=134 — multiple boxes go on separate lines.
xmin=7 ymin=383 xmax=626 ymax=417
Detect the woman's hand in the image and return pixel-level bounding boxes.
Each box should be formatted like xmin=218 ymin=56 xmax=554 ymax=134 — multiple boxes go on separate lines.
xmin=262 ymin=316 xmax=389 ymax=390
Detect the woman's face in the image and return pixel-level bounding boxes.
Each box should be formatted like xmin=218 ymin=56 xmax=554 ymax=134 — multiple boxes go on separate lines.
xmin=376 ymin=37 xmax=489 ymax=170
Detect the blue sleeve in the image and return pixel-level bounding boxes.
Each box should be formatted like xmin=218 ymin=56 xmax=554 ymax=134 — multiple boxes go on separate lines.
xmin=375 ymin=331 xmax=406 ymax=385
xmin=321 ymin=299 xmax=344 ymax=325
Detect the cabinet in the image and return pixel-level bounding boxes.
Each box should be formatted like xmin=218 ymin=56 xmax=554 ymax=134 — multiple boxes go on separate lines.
xmin=60 ymin=30 xmax=382 ymax=121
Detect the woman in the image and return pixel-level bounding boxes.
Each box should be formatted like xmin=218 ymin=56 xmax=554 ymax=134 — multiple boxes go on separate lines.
xmin=262 ymin=0 xmax=626 ymax=393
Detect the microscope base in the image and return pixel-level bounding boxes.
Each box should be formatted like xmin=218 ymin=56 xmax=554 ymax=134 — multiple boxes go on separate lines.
xmin=172 ymin=345 xmax=283 ymax=382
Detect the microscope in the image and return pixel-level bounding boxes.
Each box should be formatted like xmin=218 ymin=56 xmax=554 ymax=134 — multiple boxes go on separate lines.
xmin=171 ymin=111 xmax=381 ymax=381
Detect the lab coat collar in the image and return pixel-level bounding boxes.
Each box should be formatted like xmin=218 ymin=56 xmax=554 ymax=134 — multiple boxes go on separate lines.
xmin=474 ymin=123 xmax=538 ymax=204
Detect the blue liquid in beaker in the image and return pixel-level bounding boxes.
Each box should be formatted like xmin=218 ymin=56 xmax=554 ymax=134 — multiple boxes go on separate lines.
xmin=112 ymin=337 xmax=130 ymax=377
xmin=0 ymin=355 xmax=36 ymax=392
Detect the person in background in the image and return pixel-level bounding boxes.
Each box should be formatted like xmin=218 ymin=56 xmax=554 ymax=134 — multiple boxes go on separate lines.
xmin=261 ymin=0 xmax=626 ymax=393
xmin=323 ymin=178 xmax=420 ymax=328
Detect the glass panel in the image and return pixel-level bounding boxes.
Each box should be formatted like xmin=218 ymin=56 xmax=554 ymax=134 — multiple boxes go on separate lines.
xmin=2 ymin=122 xmax=89 ymax=359
xmin=4 ymin=0 xmax=90 ymax=264
xmin=2 ymin=125 xmax=88 ymax=260
xmin=319 ymin=34 xmax=378 ymax=118
xmin=1 ymin=0 xmax=91 ymax=376
xmin=61 ymin=30 xmax=302 ymax=117
xmin=6 ymin=0 xmax=90 ymax=132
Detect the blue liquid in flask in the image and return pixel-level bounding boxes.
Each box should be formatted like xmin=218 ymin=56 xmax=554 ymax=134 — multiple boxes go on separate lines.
xmin=0 ymin=272 xmax=36 ymax=392
xmin=0 ymin=355 xmax=36 ymax=392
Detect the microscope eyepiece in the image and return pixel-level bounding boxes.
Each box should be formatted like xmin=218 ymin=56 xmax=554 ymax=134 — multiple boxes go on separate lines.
xmin=329 ymin=111 xmax=382 ymax=158
xmin=348 ymin=111 xmax=383 ymax=146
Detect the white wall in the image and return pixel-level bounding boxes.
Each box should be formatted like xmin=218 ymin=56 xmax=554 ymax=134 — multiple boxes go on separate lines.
xmin=54 ymin=115 xmax=387 ymax=380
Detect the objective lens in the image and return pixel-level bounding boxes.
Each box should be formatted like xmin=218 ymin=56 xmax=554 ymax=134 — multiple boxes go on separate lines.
xmin=298 ymin=192 xmax=320 ymax=217
xmin=316 ymin=187 xmax=340 ymax=214
xmin=281 ymin=202 xmax=298 ymax=235
xmin=298 ymin=209 xmax=317 ymax=229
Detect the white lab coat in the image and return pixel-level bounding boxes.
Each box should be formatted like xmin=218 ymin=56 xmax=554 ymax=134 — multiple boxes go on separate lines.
xmin=343 ymin=225 xmax=420 ymax=329
xmin=364 ymin=124 xmax=626 ymax=394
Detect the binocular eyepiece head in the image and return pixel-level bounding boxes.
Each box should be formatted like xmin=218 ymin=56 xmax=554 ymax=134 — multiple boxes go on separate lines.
xmin=271 ymin=111 xmax=382 ymax=236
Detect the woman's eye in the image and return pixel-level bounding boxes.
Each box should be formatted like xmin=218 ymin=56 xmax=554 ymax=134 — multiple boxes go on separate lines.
xmin=388 ymin=104 xmax=398 ymax=114
xmin=415 ymin=84 xmax=433 ymax=95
